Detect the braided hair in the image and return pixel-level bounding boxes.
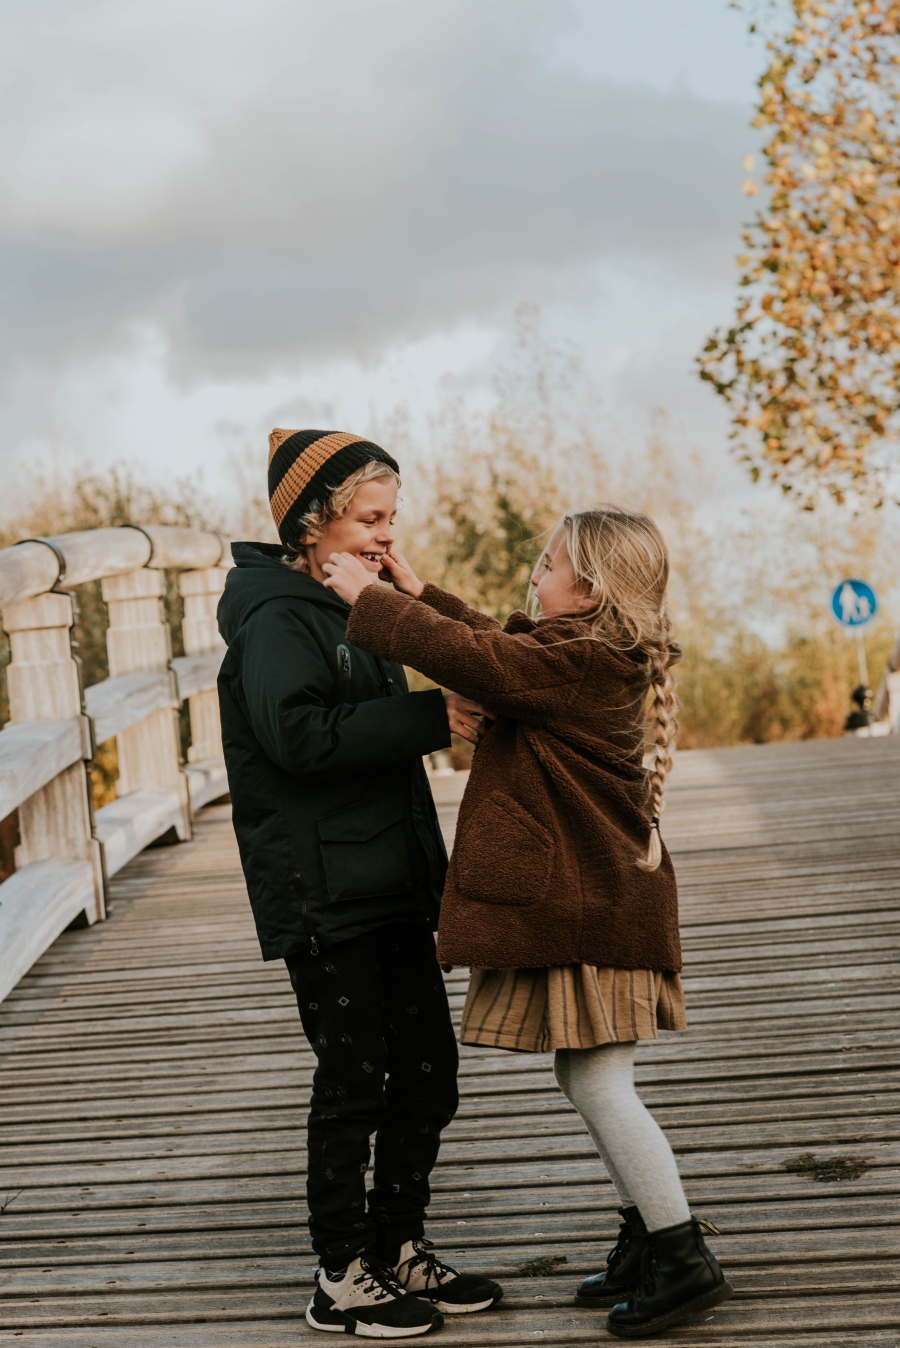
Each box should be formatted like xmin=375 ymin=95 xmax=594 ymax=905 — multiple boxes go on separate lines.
xmin=637 ymin=616 xmax=681 ymax=872
xmin=558 ymin=506 xmax=680 ymax=873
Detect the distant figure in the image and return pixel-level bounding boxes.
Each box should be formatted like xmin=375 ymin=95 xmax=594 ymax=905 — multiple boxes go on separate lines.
xmin=327 ymin=505 xmax=733 ymax=1338
xmin=838 ymin=582 xmax=871 ymax=624
xmin=844 ymin=684 xmax=873 ymax=733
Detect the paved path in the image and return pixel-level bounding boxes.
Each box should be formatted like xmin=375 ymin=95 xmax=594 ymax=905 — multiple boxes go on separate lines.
xmin=1 ymin=736 xmax=899 ymax=1345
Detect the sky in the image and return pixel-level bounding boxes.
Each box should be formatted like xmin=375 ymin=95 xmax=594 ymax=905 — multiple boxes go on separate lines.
xmin=0 ymin=0 xmax=768 ymax=510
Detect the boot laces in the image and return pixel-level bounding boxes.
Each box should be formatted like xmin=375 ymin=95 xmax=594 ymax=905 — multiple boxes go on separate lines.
xmin=636 ymin=1245 xmax=661 ymax=1301
xmin=353 ymin=1256 xmax=406 ymax=1303
xmin=399 ymin=1238 xmax=458 ymax=1290
xmin=606 ymin=1217 xmax=634 ymax=1273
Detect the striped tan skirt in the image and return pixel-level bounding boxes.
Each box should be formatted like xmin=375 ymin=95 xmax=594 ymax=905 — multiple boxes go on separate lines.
xmin=461 ymin=965 xmax=687 ymax=1053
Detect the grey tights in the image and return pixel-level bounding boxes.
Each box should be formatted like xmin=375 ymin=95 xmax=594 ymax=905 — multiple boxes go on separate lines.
xmin=554 ymin=1041 xmax=691 ymax=1233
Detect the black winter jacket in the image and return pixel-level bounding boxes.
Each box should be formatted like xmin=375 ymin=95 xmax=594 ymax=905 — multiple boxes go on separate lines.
xmin=217 ymin=543 xmax=451 ymax=958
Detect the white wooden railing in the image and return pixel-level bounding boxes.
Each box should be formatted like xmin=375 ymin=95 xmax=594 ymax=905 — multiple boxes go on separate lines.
xmin=0 ymin=526 xmax=231 ymax=1003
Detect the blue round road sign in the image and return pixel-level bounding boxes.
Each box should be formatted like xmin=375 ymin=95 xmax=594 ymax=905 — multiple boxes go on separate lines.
xmin=831 ymin=579 xmax=877 ymax=627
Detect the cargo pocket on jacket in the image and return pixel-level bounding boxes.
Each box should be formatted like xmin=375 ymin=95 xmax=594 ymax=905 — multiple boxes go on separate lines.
xmin=454 ymin=791 xmax=553 ymax=906
xmin=317 ymin=798 xmax=413 ymax=903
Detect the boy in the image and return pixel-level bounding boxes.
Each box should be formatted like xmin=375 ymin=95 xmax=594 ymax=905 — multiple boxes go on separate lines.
xmin=217 ymin=429 xmax=500 ymax=1337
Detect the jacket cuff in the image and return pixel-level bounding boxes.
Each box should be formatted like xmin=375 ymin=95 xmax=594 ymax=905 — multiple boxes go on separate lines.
xmin=346 ymin=583 xmax=415 ymax=657
xmin=415 ymin=686 xmax=452 ymax=753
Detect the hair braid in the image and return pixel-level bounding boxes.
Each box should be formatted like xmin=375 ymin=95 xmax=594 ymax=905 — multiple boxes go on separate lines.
xmin=545 ymin=505 xmax=679 ymax=873
xmin=636 ymin=618 xmax=680 ymax=874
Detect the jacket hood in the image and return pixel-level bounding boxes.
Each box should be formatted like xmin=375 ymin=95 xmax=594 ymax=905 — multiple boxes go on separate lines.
xmin=218 ymin=541 xmax=350 ymax=643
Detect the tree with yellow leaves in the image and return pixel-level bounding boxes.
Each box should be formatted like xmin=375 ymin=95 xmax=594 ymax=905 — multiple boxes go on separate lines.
xmin=699 ymin=0 xmax=900 ymax=504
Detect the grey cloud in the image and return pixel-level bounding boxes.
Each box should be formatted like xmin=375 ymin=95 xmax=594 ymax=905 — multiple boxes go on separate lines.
xmin=0 ymin=0 xmax=756 ymax=384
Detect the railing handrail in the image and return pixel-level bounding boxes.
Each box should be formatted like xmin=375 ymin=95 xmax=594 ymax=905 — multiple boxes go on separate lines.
xmin=0 ymin=525 xmax=231 ymax=610
xmin=0 ymin=523 xmax=233 ymax=1005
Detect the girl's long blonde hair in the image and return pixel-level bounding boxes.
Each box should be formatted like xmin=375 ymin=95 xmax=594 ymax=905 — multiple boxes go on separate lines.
xmin=556 ymin=506 xmax=679 ymax=873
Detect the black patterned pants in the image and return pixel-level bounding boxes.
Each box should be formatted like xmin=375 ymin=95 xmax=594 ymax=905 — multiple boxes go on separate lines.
xmin=285 ymin=922 xmax=459 ymax=1265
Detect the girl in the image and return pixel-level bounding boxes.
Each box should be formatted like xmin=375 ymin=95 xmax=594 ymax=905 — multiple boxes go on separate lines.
xmin=324 ymin=506 xmax=734 ymax=1339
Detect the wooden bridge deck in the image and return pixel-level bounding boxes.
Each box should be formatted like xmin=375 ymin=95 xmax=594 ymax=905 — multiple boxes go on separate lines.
xmin=1 ymin=736 xmax=899 ymax=1346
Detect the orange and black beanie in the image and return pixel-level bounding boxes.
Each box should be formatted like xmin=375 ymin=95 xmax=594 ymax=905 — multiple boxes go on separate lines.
xmin=267 ymin=428 xmax=400 ymax=549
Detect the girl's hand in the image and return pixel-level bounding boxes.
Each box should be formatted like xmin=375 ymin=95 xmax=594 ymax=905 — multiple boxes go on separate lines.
xmin=443 ymin=691 xmax=491 ymax=744
xmin=322 ymin=553 xmax=378 ymax=605
xmin=379 ymin=548 xmax=425 ymax=599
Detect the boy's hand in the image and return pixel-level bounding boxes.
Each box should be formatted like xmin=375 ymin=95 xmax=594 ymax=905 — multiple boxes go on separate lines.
xmin=443 ymin=692 xmax=490 ymax=744
xmin=380 ymin=549 xmax=425 ymax=598
xmin=322 ymin=552 xmax=378 ymax=605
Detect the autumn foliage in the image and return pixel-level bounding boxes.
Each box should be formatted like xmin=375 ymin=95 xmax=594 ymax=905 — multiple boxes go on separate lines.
xmin=700 ymin=0 xmax=900 ymax=503
xmin=1 ymin=314 xmax=897 ymax=783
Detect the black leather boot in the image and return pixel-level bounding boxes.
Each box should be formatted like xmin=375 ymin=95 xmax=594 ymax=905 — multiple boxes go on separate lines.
xmin=606 ymin=1216 xmax=733 ymax=1338
xmin=575 ymin=1206 xmax=647 ymax=1308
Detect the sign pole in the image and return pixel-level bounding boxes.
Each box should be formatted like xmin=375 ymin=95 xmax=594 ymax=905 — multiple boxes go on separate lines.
xmin=830 ymin=579 xmax=877 ymax=734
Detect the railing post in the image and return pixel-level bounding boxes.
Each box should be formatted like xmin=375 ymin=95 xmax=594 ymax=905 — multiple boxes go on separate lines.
xmin=178 ymin=568 xmax=227 ymax=766
xmin=101 ymin=570 xmax=191 ymax=842
xmin=2 ymin=593 xmax=104 ymax=919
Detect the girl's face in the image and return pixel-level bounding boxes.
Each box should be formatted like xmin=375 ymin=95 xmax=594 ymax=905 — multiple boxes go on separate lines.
xmin=302 ymin=479 xmax=397 ymax=584
xmin=531 ymin=526 xmax=593 ymax=618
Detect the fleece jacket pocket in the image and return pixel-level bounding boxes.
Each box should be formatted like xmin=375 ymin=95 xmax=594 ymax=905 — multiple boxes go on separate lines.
xmin=454 ymin=790 xmax=554 ymax=906
xmin=317 ymin=797 xmax=413 ymax=902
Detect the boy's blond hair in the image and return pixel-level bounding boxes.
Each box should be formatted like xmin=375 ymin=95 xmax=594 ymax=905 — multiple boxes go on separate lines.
xmin=283 ymin=459 xmax=401 ymax=574
xmin=552 ymin=506 xmax=679 ymax=873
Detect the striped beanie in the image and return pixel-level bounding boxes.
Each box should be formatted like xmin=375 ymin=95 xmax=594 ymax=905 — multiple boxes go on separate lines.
xmin=267 ymin=429 xmax=400 ymax=548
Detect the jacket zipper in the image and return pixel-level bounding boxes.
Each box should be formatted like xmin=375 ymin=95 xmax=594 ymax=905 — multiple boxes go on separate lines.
xmin=375 ymin=657 xmax=395 ymax=697
xmin=334 ymin=644 xmax=353 ymax=702
xmin=292 ymin=869 xmax=317 ymax=949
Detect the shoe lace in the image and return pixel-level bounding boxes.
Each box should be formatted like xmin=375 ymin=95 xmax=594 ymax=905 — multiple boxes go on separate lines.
xmin=353 ymin=1256 xmax=406 ymax=1303
xmin=398 ymin=1238 xmax=457 ymax=1291
xmin=635 ymin=1244 xmax=660 ymax=1301
xmin=606 ymin=1218 xmax=634 ymax=1274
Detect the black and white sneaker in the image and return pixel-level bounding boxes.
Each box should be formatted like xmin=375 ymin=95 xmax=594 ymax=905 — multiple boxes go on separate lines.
xmin=394 ymin=1238 xmax=502 ymax=1313
xmin=306 ymin=1255 xmax=443 ymax=1337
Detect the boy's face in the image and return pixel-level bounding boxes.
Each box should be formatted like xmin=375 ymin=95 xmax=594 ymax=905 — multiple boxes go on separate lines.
xmin=302 ymin=479 xmax=398 ymax=585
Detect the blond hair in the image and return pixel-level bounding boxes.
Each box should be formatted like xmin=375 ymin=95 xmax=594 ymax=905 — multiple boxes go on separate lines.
xmin=282 ymin=459 xmax=401 ymax=574
xmin=549 ymin=506 xmax=679 ymax=873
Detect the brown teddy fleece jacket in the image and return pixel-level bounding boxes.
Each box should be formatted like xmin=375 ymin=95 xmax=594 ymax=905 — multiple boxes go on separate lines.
xmin=346 ymin=582 xmax=681 ymax=973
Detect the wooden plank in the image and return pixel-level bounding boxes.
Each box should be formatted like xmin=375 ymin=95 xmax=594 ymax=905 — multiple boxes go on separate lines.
xmin=0 ymin=594 xmax=105 ymax=968
xmin=0 ymin=720 xmax=85 ymax=822
xmin=4 ymin=1063 xmax=896 ymax=1118
xmin=0 ymin=539 xmax=60 ymax=610
xmin=183 ymin=760 xmax=229 ymax=812
xmin=1 ymin=737 xmax=898 ymax=1344
xmin=100 ymin=567 xmax=192 ymax=849
xmin=93 ymin=790 xmax=185 ymax=878
xmin=84 ymin=673 xmax=176 ymax=746
xmin=169 ymin=654 xmax=224 ymax=702
xmin=140 ymin=527 xmax=223 ymax=572
xmin=0 ymin=860 xmax=97 ymax=1004
xmin=1 ymin=1194 xmax=895 ymax=1248
xmin=3 ymin=1198 xmax=900 ymax=1267
xmin=41 ymin=527 xmax=151 ymax=587
xmin=1 ymin=1298 xmax=900 ymax=1344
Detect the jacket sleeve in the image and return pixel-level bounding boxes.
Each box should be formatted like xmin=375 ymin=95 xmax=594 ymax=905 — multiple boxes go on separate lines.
xmin=233 ymin=604 xmax=450 ymax=779
xmin=419 ymin=583 xmax=502 ymax=631
xmin=346 ymin=585 xmax=591 ymax=720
